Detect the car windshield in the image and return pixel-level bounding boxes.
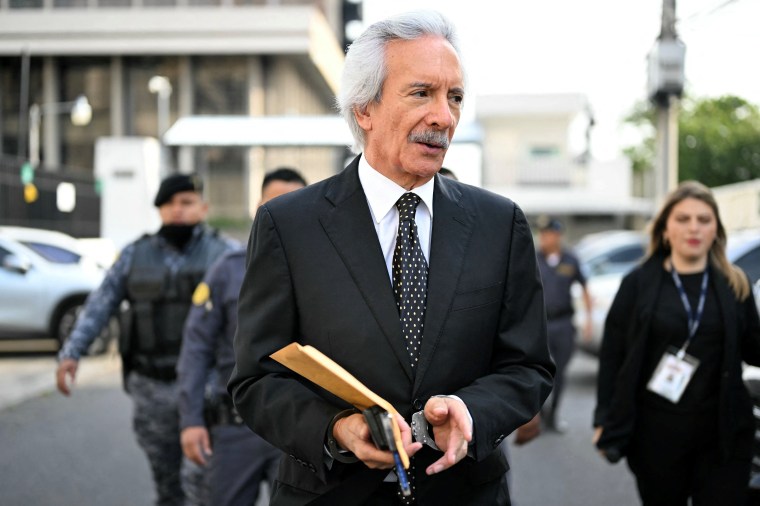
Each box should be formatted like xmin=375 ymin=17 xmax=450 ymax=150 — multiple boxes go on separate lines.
xmin=574 ymin=232 xmax=645 ymax=278
xmin=727 ymin=232 xmax=760 ymax=284
xmin=21 ymin=241 xmax=81 ymax=264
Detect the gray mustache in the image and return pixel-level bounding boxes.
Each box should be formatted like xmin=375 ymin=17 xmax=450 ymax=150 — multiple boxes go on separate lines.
xmin=408 ymin=130 xmax=450 ymax=149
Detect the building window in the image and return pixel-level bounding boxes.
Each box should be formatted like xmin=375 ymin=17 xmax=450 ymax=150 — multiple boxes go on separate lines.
xmin=142 ymin=0 xmax=176 ymax=6
xmin=9 ymin=0 xmax=43 ymax=8
xmin=125 ymin=57 xmax=180 ymax=138
xmin=59 ymin=57 xmax=111 ymax=171
xmin=195 ymin=147 xmax=246 ymax=218
xmin=192 ymin=56 xmax=247 ymax=115
xmin=529 ymin=145 xmax=560 ymax=158
xmin=0 ymin=56 xmax=43 ymax=159
xmin=53 ymin=0 xmax=88 ymax=7
xmin=98 ymin=0 xmax=132 ymax=6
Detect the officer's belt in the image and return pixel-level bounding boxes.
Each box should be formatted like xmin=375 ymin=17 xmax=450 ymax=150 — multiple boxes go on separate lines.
xmin=131 ymin=355 xmax=177 ymax=382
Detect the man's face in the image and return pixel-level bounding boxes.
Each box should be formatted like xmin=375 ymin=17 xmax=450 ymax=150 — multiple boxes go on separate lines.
xmin=260 ymin=180 xmax=305 ymax=206
xmin=157 ymin=191 xmax=208 ymax=226
xmin=539 ymin=230 xmax=562 ymax=252
xmin=356 ymin=35 xmax=464 ymax=188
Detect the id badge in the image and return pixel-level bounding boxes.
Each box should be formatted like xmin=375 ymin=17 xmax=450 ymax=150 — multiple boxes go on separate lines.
xmin=646 ymin=346 xmax=700 ymax=403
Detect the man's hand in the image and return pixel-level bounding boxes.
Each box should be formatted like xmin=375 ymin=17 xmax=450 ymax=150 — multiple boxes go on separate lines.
xmin=423 ymin=396 xmax=473 ymax=475
xmin=582 ymin=317 xmax=594 ymax=343
xmin=333 ymin=413 xmax=422 ymax=469
xmin=56 ymin=358 xmax=79 ymax=396
xmin=592 ymin=426 xmax=603 ymax=445
xmin=181 ymin=426 xmax=212 ymax=466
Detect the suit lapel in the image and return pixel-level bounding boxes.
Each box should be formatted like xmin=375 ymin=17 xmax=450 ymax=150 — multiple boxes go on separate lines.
xmin=318 ymin=158 xmax=414 ymax=382
xmin=414 ymin=176 xmax=474 ymax=392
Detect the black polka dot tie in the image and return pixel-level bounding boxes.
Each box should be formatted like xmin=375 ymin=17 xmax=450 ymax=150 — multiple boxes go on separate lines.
xmin=392 ymin=192 xmax=428 ymax=371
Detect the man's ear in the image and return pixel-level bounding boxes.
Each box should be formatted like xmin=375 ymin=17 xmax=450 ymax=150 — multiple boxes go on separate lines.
xmin=354 ymin=105 xmax=372 ymax=131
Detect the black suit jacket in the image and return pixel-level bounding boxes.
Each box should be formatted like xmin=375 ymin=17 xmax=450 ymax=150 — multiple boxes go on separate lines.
xmin=229 ymin=156 xmax=554 ymax=505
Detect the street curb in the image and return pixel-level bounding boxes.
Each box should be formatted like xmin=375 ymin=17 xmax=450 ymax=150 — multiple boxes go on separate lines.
xmin=0 ymin=351 xmax=122 ymax=411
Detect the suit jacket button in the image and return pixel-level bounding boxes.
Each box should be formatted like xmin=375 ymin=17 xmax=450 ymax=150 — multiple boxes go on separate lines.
xmin=413 ymin=398 xmax=423 ymax=411
xmin=493 ymin=435 xmax=505 ymax=448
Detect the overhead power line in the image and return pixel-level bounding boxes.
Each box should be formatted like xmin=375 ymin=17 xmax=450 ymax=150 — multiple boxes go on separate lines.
xmin=678 ymin=0 xmax=741 ymax=24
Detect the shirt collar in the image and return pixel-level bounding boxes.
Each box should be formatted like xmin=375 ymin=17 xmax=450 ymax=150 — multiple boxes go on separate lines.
xmin=358 ymin=155 xmax=435 ymax=224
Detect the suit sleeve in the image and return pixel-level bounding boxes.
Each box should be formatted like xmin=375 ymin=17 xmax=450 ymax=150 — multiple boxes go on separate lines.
xmin=453 ymin=205 xmax=556 ymax=460
xmin=593 ymin=270 xmax=638 ymax=427
xmin=228 ymin=206 xmax=338 ymax=483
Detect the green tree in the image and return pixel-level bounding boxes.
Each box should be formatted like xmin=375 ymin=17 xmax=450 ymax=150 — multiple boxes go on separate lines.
xmin=623 ymin=95 xmax=760 ymax=187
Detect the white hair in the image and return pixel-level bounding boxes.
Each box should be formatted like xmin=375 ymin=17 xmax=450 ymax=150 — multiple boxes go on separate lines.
xmin=336 ymin=10 xmax=464 ymax=154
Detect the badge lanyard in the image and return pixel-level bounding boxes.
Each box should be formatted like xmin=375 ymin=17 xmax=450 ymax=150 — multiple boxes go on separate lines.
xmin=670 ymin=263 xmax=709 ymax=359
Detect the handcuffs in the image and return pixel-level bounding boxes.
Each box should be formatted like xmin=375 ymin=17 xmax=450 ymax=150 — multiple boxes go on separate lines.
xmin=411 ymin=410 xmax=440 ymax=451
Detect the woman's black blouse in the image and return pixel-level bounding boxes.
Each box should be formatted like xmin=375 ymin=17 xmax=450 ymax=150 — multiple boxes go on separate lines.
xmin=639 ymin=268 xmax=724 ymax=413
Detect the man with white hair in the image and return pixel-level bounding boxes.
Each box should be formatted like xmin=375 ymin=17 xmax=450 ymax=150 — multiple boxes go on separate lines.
xmin=229 ymin=10 xmax=554 ymax=505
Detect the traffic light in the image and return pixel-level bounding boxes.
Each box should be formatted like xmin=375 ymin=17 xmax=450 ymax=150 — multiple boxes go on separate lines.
xmin=20 ymin=161 xmax=39 ymax=203
xmin=20 ymin=161 xmax=34 ymax=185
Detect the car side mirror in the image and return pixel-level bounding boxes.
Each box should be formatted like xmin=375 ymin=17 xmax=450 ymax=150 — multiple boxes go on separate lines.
xmin=2 ymin=254 xmax=32 ymax=274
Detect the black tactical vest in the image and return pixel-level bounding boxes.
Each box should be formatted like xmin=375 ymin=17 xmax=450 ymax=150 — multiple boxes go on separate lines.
xmin=122 ymin=228 xmax=228 ymax=379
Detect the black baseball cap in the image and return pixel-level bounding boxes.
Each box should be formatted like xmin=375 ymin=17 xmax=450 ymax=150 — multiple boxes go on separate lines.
xmin=154 ymin=174 xmax=203 ymax=207
xmin=537 ymin=216 xmax=564 ymax=232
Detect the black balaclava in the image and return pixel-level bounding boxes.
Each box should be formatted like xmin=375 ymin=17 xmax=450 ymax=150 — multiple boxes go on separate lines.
xmin=158 ymin=223 xmax=198 ymax=250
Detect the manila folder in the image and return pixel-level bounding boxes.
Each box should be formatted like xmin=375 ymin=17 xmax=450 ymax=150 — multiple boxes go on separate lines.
xmin=270 ymin=342 xmax=410 ymax=468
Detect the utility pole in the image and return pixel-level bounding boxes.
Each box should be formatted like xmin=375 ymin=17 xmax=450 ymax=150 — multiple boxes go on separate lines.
xmin=647 ymin=0 xmax=685 ymax=205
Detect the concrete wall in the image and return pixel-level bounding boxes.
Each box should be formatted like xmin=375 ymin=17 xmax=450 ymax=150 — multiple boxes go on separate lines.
xmin=713 ymin=178 xmax=760 ymax=232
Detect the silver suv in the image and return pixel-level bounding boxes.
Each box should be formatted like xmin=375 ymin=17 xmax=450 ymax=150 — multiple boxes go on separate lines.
xmin=0 ymin=226 xmax=117 ymax=354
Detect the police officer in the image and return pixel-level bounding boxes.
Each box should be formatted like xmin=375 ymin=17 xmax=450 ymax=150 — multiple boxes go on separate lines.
xmin=56 ymin=173 xmax=236 ymax=506
xmin=535 ymin=216 xmax=592 ymax=432
xmin=177 ymin=168 xmax=306 ymax=506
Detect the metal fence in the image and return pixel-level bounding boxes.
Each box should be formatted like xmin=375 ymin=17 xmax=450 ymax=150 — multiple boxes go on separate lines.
xmin=0 ymin=155 xmax=100 ymax=237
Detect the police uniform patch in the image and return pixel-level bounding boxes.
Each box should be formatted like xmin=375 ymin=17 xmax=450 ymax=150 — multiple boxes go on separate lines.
xmin=192 ymin=282 xmax=211 ymax=307
xmin=556 ymin=263 xmax=576 ymax=277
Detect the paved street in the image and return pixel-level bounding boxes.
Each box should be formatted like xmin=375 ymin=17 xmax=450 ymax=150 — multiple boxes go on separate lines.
xmin=0 ymin=352 xmax=154 ymax=505
xmin=0 ymin=350 xmax=640 ymax=506
xmin=507 ymin=353 xmax=639 ymax=506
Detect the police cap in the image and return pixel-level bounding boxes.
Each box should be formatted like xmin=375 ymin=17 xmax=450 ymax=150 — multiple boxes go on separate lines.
xmin=154 ymin=173 xmax=203 ymax=207
xmin=537 ymin=215 xmax=564 ymax=233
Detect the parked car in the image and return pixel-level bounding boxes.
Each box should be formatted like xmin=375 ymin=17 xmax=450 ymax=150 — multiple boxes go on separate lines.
xmin=0 ymin=226 xmax=117 ymax=354
xmin=571 ymin=230 xmax=647 ymax=355
xmin=574 ymin=230 xmax=647 ymax=280
xmin=743 ymin=276 xmax=760 ymax=496
xmin=573 ymin=227 xmax=760 ymax=355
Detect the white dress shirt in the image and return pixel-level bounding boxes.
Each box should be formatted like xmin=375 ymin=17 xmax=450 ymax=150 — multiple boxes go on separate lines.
xmin=357 ymin=155 xmax=435 ymax=283
xmin=357 ymin=156 xmax=474 ymax=451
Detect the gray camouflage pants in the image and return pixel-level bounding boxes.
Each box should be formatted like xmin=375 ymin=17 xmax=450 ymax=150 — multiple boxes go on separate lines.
xmin=127 ymin=372 xmax=209 ymax=506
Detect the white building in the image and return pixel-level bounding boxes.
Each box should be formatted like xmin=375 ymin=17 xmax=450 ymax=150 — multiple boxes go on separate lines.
xmin=476 ymin=93 xmax=653 ymax=240
xmin=0 ymin=0 xmax=351 ymax=221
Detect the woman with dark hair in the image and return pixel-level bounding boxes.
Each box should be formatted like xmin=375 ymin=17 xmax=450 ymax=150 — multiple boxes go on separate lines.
xmin=593 ymin=180 xmax=760 ymax=505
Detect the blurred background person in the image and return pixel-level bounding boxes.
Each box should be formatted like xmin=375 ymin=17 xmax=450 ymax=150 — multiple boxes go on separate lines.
xmin=536 ymin=216 xmax=592 ymax=433
xmin=594 ymin=180 xmax=760 ymax=505
xmin=56 ymin=173 xmax=236 ymax=506
xmin=177 ymin=168 xmax=306 ymax=506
